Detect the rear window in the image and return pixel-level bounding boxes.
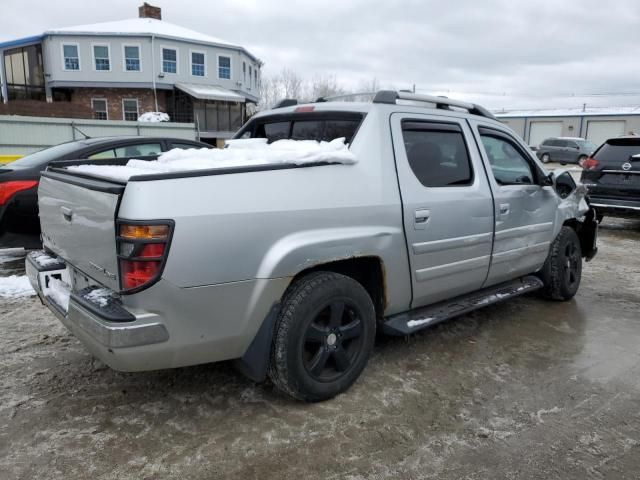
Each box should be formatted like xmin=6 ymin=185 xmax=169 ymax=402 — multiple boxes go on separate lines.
xmin=593 ymin=138 xmax=640 ymax=163
xmin=238 ymin=113 xmax=364 ymax=145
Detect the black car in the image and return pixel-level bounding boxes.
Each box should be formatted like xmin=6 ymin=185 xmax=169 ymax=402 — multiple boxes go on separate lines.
xmin=0 ymin=136 xmax=209 ymax=248
xmin=580 ymin=136 xmax=640 ymax=221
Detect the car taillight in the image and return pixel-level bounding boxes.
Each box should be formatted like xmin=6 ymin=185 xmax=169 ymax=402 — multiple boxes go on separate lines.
xmin=0 ymin=180 xmax=38 ymax=205
xmin=117 ymin=222 xmax=173 ymax=292
xmin=580 ymin=157 xmax=599 ymax=170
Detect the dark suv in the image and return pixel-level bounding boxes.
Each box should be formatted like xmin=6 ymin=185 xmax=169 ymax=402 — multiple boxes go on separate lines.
xmin=580 ymin=136 xmax=640 ymax=220
xmin=536 ymin=137 xmax=597 ymax=165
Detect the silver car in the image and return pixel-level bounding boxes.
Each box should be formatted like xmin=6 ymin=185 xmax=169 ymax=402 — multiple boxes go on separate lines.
xmin=27 ymin=91 xmax=598 ymax=402
xmin=536 ymin=137 xmax=598 ymax=164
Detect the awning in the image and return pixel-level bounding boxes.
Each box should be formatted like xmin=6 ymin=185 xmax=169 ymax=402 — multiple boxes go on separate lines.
xmin=175 ymin=83 xmax=246 ymax=103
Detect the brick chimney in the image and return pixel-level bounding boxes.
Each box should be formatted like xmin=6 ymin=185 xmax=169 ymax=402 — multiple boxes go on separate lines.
xmin=139 ymin=3 xmax=161 ymax=20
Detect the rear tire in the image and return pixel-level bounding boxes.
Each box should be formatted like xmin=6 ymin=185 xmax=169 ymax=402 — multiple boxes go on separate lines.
xmin=538 ymin=226 xmax=582 ymax=301
xmin=268 ymin=272 xmax=376 ymax=402
xmin=541 ymin=153 xmax=551 ymax=163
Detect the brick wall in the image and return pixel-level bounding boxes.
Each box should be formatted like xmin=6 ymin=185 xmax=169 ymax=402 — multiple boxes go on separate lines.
xmin=70 ymin=87 xmax=167 ymax=121
xmin=0 ymin=100 xmax=92 ymax=118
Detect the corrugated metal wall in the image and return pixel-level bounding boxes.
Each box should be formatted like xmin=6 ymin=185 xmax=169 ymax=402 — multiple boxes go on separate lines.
xmin=0 ymin=115 xmax=197 ymax=155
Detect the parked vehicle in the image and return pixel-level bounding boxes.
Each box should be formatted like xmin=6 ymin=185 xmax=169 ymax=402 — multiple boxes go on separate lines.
xmin=27 ymin=91 xmax=598 ymax=402
xmin=0 ymin=136 xmax=209 ymax=248
xmin=536 ymin=137 xmax=597 ymax=165
xmin=580 ymin=136 xmax=640 ymax=220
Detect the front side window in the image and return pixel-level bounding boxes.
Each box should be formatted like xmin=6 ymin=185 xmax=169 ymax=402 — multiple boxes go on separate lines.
xmin=122 ymin=99 xmax=139 ymax=121
xmin=191 ymin=52 xmax=205 ymax=76
xmin=93 ymin=45 xmax=110 ymax=71
xmin=402 ymin=123 xmax=474 ymax=187
xmin=124 ymin=45 xmax=140 ymax=71
xmin=480 ymin=133 xmax=535 ymax=185
xmin=63 ymin=44 xmax=79 ymax=71
xmin=162 ymin=48 xmax=177 ymax=73
xmin=218 ymin=56 xmax=231 ymax=79
xmin=92 ymin=98 xmax=108 ymax=120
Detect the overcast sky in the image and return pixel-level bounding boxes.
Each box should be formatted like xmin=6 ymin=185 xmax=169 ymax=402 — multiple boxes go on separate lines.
xmin=1 ymin=0 xmax=639 ymax=109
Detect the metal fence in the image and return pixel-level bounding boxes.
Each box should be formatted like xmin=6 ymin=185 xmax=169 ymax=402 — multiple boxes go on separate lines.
xmin=0 ymin=115 xmax=197 ymax=156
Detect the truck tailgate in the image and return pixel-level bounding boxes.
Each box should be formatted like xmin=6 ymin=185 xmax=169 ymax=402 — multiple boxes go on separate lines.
xmin=38 ymin=171 xmax=124 ymax=291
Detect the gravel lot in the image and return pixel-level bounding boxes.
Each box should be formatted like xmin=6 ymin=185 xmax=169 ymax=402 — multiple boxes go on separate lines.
xmin=1 ymin=217 xmax=639 ymax=479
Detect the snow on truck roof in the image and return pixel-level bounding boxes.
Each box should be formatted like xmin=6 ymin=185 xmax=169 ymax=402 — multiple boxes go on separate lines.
xmin=64 ymin=138 xmax=357 ymax=182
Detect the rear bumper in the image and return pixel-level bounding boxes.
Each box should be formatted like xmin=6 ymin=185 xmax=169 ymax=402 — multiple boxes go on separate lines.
xmin=26 ymin=252 xmax=169 ymax=350
xmin=588 ymin=196 xmax=640 ymax=215
xmin=26 ymin=251 xmax=289 ymax=372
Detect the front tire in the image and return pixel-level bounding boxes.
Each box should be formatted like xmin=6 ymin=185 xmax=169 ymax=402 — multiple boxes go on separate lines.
xmin=538 ymin=226 xmax=582 ymax=301
xmin=268 ymin=272 xmax=376 ymax=402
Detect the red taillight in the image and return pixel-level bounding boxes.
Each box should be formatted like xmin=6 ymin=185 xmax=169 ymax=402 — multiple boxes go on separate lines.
xmin=117 ymin=222 xmax=172 ymax=292
xmin=294 ymin=106 xmax=315 ymax=113
xmin=580 ymin=157 xmax=599 ymax=170
xmin=121 ymin=260 xmax=161 ymax=290
xmin=0 ymin=180 xmax=38 ymax=205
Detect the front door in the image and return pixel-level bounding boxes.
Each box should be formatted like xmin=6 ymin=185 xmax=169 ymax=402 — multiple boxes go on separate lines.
xmin=391 ymin=113 xmax=495 ymax=308
xmin=471 ymin=122 xmax=559 ymax=286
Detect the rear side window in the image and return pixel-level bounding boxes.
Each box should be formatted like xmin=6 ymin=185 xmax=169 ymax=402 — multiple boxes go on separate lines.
xmin=261 ymin=122 xmax=290 ymax=142
xmin=402 ymin=122 xmax=473 ymax=187
xmin=593 ymin=139 xmax=640 ymax=163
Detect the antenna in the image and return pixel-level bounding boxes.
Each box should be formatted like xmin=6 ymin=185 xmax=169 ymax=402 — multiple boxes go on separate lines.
xmin=71 ymin=123 xmax=91 ymax=139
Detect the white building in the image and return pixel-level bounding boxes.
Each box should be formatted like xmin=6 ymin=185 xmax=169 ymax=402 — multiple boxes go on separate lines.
xmin=0 ymin=3 xmax=262 ymax=146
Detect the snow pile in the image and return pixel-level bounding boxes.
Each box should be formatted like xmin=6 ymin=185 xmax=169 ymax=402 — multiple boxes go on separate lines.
xmin=65 ymin=137 xmax=357 ymax=182
xmin=0 ymin=275 xmax=35 ymax=298
xmin=47 ymin=278 xmax=70 ymax=312
xmin=138 ymin=111 xmax=170 ymax=123
xmin=32 ymin=253 xmax=61 ymax=268
xmin=84 ymin=288 xmax=111 ymax=308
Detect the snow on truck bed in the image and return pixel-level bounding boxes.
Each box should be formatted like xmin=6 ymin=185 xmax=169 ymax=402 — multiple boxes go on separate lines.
xmin=65 ymin=138 xmax=357 ymax=182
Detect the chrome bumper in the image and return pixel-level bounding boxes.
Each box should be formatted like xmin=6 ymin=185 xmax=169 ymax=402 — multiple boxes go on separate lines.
xmin=26 ymin=252 xmax=169 ymax=349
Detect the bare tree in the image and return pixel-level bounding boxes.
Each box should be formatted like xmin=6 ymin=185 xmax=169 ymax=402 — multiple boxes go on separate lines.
xmin=304 ymin=74 xmax=346 ymax=101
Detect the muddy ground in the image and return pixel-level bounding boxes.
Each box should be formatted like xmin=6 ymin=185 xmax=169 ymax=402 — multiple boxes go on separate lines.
xmin=1 ymin=217 xmax=639 ymax=479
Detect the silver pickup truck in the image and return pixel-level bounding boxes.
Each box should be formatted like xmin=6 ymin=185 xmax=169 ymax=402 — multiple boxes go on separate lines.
xmin=27 ymin=91 xmax=598 ymax=402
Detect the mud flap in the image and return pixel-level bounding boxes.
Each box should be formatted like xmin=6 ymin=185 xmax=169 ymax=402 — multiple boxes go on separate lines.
xmin=233 ymin=303 xmax=280 ymax=383
xmin=578 ymin=206 xmax=598 ymax=261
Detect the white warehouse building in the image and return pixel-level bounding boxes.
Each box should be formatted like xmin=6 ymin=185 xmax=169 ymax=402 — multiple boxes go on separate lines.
xmin=495 ymin=106 xmax=640 ymax=147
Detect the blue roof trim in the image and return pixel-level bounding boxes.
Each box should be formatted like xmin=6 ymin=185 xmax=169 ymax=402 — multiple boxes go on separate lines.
xmin=0 ymin=35 xmax=44 ymax=49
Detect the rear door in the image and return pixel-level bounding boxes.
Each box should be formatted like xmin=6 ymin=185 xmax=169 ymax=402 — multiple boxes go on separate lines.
xmin=471 ymin=122 xmax=558 ymax=286
xmin=391 ymin=113 xmax=494 ymax=307
xmin=38 ymin=172 xmax=124 ymax=291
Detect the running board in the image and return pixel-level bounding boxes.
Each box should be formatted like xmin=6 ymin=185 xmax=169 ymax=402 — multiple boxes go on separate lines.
xmin=382 ymin=275 xmax=544 ymax=336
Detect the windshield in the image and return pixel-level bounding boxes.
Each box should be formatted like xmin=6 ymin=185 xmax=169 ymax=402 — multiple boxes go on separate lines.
xmin=576 ymin=140 xmax=597 ymax=151
xmin=7 ymin=142 xmax=84 ymax=169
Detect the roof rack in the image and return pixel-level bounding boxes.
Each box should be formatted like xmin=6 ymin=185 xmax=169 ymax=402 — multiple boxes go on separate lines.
xmin=373 ymin=90 xmax=496 ymax=120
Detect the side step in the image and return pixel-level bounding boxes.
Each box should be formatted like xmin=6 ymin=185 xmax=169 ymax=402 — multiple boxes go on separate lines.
xmin=382 ymin=275 xmax=544 ymax=336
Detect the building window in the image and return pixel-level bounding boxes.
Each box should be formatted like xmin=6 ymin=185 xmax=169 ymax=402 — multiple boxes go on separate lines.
xmin=92 ymin=98 xmax=108 ymax=120
xmin=62 ymin=44 xmax=80 ymax=71
xmin=218 ymin=55 xmax=231 ymax=79
xmin=123 ymin=99 xmax=139 ymax=121
xmin=4 ymin=44 xmax=46 ymax=100
xmin=248 ymin=65 xmax=252 ymax=89
xmin=93 ymin=45 xmax=110 ymax=71
xmin=191 ymin=51 xmax=205 ymax=76
xmin=124 ymin=45 xmax=140 ymax=71
xmin=162 ymin=48 xmax=177 ymax=73
xmin=254 ymin=69 xmax=258 ymax=89
xmin=243 ymin=61 xmax=246 ymax=84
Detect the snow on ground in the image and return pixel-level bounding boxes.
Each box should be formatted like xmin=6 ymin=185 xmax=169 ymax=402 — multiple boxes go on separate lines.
xmin=65 ymin=138 xmax=357 ymax=182
xmin=0 ymin=275 xmax=35 ymax=298
xmin=138 ymin=112 xmax=170 ymax=122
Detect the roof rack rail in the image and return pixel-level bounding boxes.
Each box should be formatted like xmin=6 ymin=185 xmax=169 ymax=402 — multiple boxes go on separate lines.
xmin=316 ymin=92 xmax=376 ymax=103
xmin=274 ymin=99 xmax=298 ymax=109
xmin=372 ymin=90 xmax=496 ymax=120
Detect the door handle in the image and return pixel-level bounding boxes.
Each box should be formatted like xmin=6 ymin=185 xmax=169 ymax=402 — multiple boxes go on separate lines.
xmin=499 ymin=203 xmax=510 ymax=216
xmin=61 ymin=206 xmax=73 ymax=222
xmin=414 ymin=209 xmax=431 ymax=229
